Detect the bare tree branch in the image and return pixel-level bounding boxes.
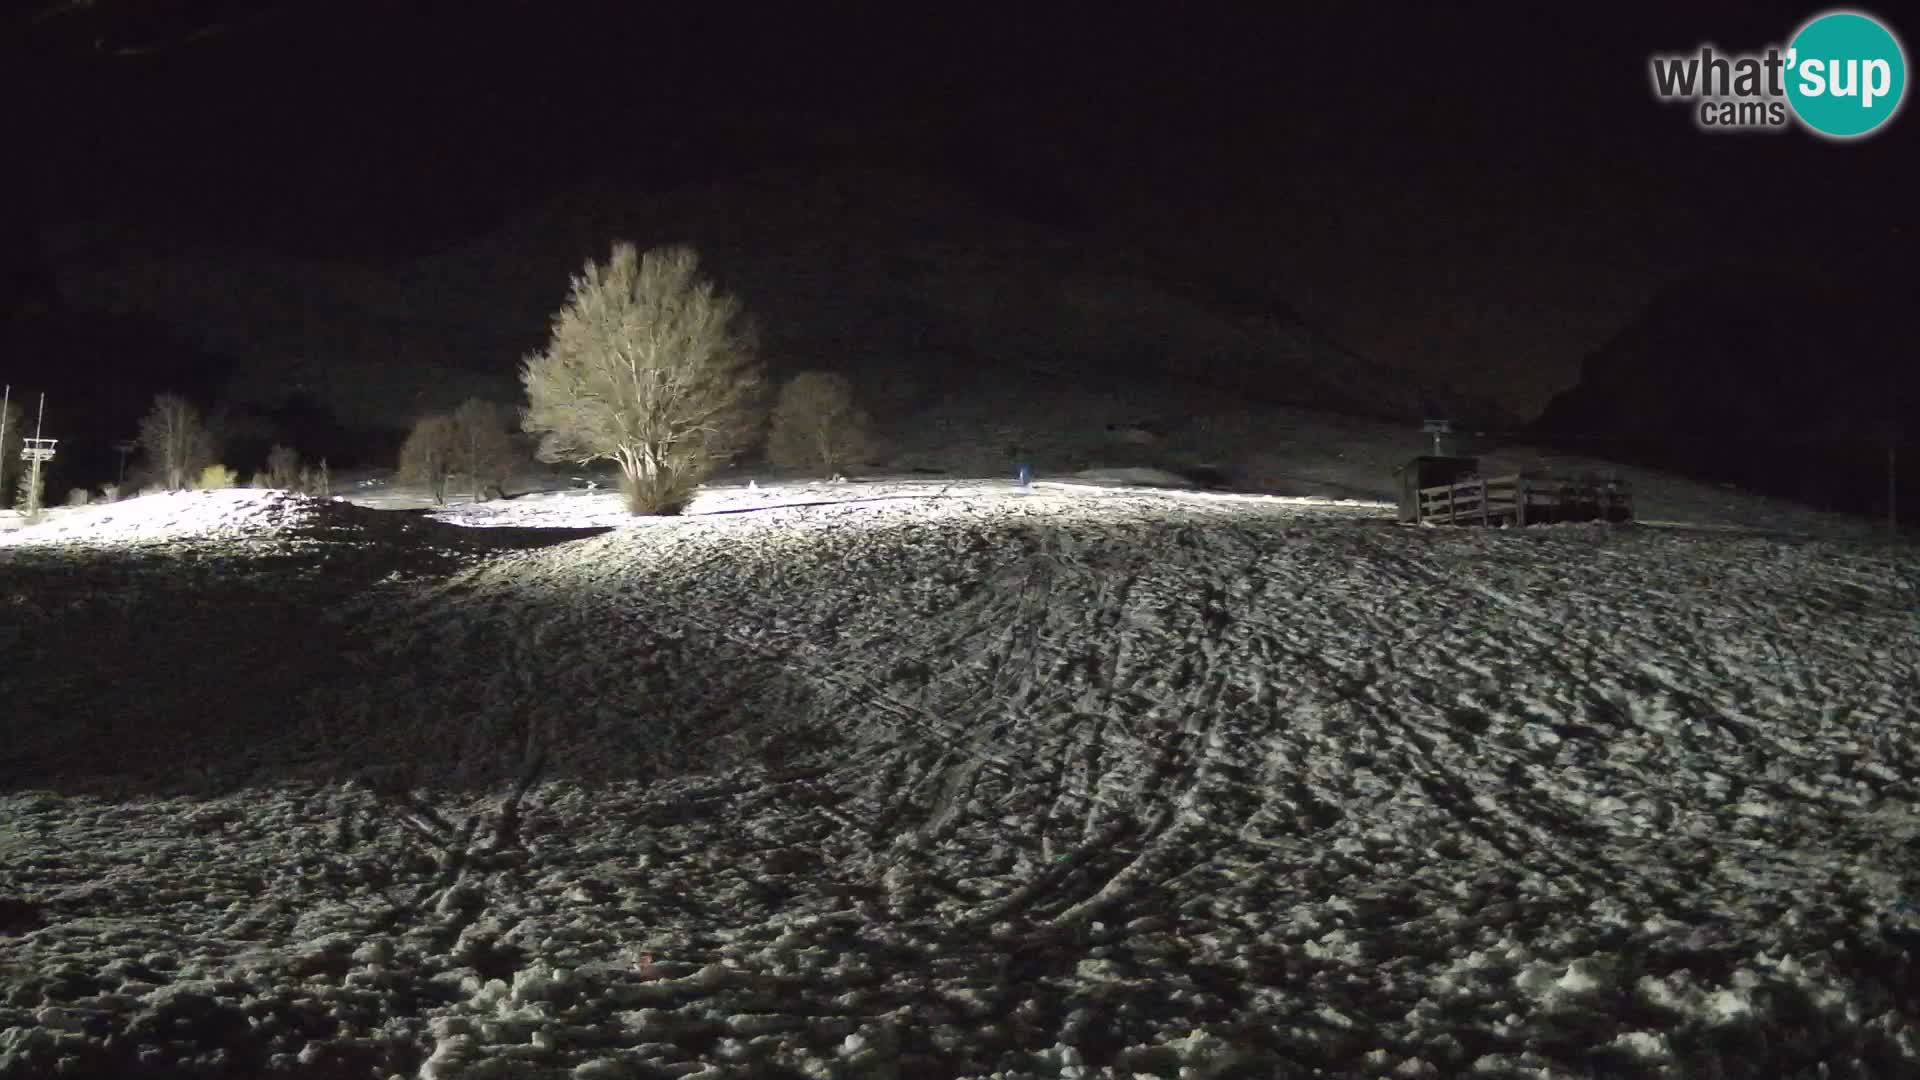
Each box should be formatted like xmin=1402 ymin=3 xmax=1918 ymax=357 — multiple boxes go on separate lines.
xmin=135 ymin=393 xmax=213 ymax=492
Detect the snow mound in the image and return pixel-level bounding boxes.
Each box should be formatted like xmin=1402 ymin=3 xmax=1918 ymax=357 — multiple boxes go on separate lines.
xmin=0 ymin=489 xmax=392 ymax=548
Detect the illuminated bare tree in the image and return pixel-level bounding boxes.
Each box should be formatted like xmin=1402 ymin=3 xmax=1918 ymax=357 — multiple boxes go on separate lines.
xmin=521 ymin=243 xmax=763 ymax=514
xmin=15 ymin=460 xmax=45 ymax=515
xmin=767 ymin=371 xmax=873 ymax=474
xmin=135 ymin=393 xmax=214 ymax=492
xmin=398 ymin=414 xmax=458 ymax=504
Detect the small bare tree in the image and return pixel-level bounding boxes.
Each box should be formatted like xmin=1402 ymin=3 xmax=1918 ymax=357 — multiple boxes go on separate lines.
xmin=521 ymin=243 xmax=763 ymax=514
xmin=399 ymin=414 xmax=458 ymax=504
xmin=451 ymin=398 xmax=519 ymax=502
xmin=136 ymin=393 xmax=214 ymax=491
xmin=767 ymin=371 xmax=874 ymax=474
xmin=15 ymin=461 xmax=44 ymax=516
xmin=265 ymin=444 xmax=302 ymax=490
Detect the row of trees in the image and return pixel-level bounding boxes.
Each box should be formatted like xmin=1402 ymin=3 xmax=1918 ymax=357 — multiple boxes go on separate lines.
xmin=20 ymin=244 xmax=866 ymax=517
xmin=398 ymin=398 xmax=518 ymax=505
xmin=391 ymin=351 xmax=871 ymax=513
xmin=518 ymin=242 xmax=873 ymax=513
xmin=131 ymin=394 xmax=334 ymax=496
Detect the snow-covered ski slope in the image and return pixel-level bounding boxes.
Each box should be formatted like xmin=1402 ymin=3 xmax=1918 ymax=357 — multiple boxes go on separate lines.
xmin=2 ymin=483 xmax=1917 ymax=1078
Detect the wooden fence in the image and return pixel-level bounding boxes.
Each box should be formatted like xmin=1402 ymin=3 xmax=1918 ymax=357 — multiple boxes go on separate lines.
xmin=1416 ymin=472 xmax=1632 ymax=526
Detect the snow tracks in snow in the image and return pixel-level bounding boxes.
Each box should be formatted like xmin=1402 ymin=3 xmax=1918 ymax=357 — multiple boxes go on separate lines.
xmin=3 ymin=486 xmax=1919 ymax=1077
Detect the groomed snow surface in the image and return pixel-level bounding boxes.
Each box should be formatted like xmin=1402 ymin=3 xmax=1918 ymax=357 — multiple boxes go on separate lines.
xmin=2 ymin=481 xmax=1918 ymax=1079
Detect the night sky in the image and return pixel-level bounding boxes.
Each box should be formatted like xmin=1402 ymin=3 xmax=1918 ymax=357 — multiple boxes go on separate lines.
xmin=6 ymin=1 xmax=1915 ymax=428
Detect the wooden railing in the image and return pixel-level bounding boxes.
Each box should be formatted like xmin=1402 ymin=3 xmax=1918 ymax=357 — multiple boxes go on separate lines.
xmin=1417 ymin=473 xmax=1632 ymax=526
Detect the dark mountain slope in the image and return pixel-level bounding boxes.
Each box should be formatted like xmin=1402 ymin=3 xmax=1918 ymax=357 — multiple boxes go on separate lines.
xmin=1532 ymin=278 xmax=1913 ymax=521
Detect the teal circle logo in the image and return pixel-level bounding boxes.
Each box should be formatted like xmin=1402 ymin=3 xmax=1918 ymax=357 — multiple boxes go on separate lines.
xmin=1786 ymin=10 xmax=1907 ymax=138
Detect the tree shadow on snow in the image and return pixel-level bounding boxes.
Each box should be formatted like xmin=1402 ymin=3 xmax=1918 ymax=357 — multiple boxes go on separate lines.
xmin=0 ymin=516 xmax=761 ymax=801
